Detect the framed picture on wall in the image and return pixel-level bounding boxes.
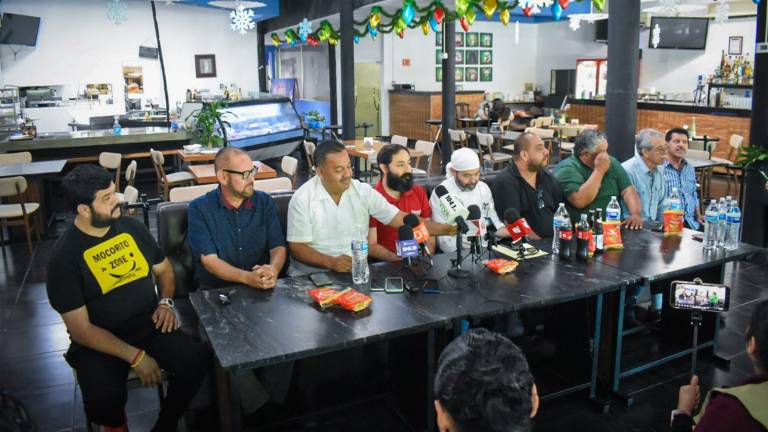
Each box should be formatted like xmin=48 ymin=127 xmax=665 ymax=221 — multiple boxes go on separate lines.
xmin=455 ymin=50 xmax=465 ymax=65
xmin=466 ymin=32 xmax=479 ymax=47
xmin=728 ymin=36 xmax=743 ymax=55
xmin=436 ymin=31 xmax=443 ymax=47
xmin=436 ymin=67 xmax=443 ymax=82
xmin=480 ymin=50 xmax=493 ymax=65
xmin=480 ymin=33 xmax=493 ymax=48
xmin=480 ymin=67 xmax=493 ymax=82
xmin=436 ymin=49 xmax=442 ymax=64
xmin=465 ymin=50 xmax=478 ymax=65
xmin=455 ymin=33 xmax=465 ymax=47
xmin=465 ymin=67 xmax=479 ymax=82
xmin=455 ymin=67 xmax=465 ymax=82
xmin=195 ymin=54 xmax=217 ymax=78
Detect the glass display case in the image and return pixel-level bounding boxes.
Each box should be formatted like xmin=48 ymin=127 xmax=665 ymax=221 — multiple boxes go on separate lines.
xmin=214 ymin=97 xmax=304 ymax=149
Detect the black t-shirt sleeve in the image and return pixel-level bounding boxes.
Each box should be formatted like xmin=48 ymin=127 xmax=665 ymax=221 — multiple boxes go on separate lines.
xmin=124 ymin=217 xmax=164 ymax=266
xmin=492 ymin=174 xmax=521 ymax=220
xmin=46 ymin=246 xmax=85 ymax=315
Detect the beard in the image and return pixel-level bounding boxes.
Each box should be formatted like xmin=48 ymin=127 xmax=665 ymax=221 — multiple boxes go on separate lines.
xmin=386 ymin=172 xmax=414 ymax=193
xmin=527 ymin=159 xmax=546 ymax=172
xmin=90 ymin=204 xmax=120 ymax=228
xmin=456 ymin=181 xmax=477 ymax=192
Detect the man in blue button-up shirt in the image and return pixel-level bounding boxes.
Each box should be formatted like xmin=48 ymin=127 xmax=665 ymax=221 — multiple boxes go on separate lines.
xmin=621 ymin=128 xmax=667 ymax=222
xmin=188 ymin=147 xmax=286 ymax=288
xmin=663 ymin=128 xmax=704 ymax=230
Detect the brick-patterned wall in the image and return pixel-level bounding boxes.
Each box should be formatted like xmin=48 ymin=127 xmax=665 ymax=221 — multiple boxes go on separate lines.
xmin=389 ymin=91 xmax=485 ymax=142
xmin=569 ymin=103 xmax=751 ymax=161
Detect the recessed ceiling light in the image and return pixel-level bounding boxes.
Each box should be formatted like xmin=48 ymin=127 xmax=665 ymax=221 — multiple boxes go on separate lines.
xmin=208 ymin=1 xmax=266 ymax=9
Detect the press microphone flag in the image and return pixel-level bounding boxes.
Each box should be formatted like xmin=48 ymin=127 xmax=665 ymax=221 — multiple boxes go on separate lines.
xmin=503 ymin=208 xmax=533 ymax=243
xmin=434 ymin=185 xmax=469 ymax=233
xmin=396 ymin=225 xmax=420 ymax=266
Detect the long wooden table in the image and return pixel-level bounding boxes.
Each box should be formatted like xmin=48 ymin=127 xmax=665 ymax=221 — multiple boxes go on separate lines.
xmin=186 ymin=161 xmax=277 ymax=185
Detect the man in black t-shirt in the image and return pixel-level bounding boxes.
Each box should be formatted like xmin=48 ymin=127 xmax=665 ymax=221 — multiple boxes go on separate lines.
xmin=491 ymin=133 xmax=565 ymax=238
xmin=47 ymin=165 xmax=210 ymax=432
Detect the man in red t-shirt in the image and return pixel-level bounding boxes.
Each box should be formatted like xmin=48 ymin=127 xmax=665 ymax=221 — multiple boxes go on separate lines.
xmin=369 ymin=144 xmax=436 ymax=260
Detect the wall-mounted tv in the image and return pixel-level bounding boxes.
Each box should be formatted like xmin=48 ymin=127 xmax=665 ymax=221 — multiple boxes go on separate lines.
xmin=0 ymin=13 xmax=41 ymax=46
xmin=648 ymin=17 xmax=708 ymax=50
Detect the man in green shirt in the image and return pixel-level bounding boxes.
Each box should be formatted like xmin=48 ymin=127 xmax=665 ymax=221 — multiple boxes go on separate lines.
xmin=554 ymin=130 xmax=644 ymax=229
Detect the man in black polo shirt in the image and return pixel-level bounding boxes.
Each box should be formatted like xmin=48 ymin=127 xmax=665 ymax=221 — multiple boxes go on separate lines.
xmin=491 ymin=133 xmax=565 ymax=238
xmin=47 ymin=165 xmax=210 ymax=432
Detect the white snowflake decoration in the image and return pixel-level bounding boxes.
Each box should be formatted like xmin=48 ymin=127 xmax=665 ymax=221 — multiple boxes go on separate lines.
xmin=518 ymin=0 xmax=554 ymax=15
xmin=714 ymin=1 xmax=730 ymax=24
xmin=658 ymin=0 xmax=680 ymax=16
xmin=298 ymin=18 xmax=312 ymax=41
xmin=569 ymin=16 xmax=581 ymax=31
xmin=106 ymin=0 xmax=127 ymax=25
xmin=230 ymin=5 xmax=255 ymax=35
xmin=652 ymin=23 xmax=661 ymax=48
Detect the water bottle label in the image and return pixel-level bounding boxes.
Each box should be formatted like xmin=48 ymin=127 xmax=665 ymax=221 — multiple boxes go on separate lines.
xmin=705 ymin=214 xmax=718 ymax=223
xmin=553 ymin=219 xmax=561 ymax=228
xmin=669 ymin=202 xmax=682 ymax=211
xmin=726 ymin=216 xmax=741 ymax=224
xmin=606 ymin=210 xmax=620 ymax=221
xmin=718 ymin=213 xmax=726 ymax=220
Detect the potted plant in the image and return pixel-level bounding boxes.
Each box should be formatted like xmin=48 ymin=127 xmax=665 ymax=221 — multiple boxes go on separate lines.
xmin=185 ymin=100 xmax=234 ymax=148
xmin=736 ymin=145 xmax=768 ymax=190
xmin=304 ymin=110 xmax=325 ymax=129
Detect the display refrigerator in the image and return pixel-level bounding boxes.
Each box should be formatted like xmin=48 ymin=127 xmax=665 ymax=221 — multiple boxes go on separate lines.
xmin=575 ymin=58 xmax=608 ymax=99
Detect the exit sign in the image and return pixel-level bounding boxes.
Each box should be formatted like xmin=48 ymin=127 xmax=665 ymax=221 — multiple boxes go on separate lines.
xmin=402 ymin=58 xmax=411 ymax=66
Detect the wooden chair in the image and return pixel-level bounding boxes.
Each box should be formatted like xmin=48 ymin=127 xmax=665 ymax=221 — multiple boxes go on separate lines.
xmin=99 ymin=152 xmax=123 ymax=191
xmin=390 ymin=135 xmax=408 ymax=147
xmin=711 ymin=134 xmax=744 ymax=196
xmin=281 ymin=155 xmax=299 ymax=189
xmin=448 ymin=129 xmax=480 ymax=155
xmin=169 ymin=184 xmax=218 ymax=202
xmin=114 ymin=161 xmax=138 ymax=204
xmin=150 ymin=149 xmax=195 ymax=201
xmin=501 ymin=131 xmax=523 ymax=153
xmin=253 ymin=177 xmax=293 ymax=193
xmin=477 ymin=132 xmax=512 ymax=170
xmin=455 ymin=102 xmax=471 ymax=128
xmin=0 ymin=152 xmax=32 ymax=165
xmin=303 ymin=140 xmax=317 ymax=175
xmin=124 ymin=160 xmax=138 ymax=188
xmin=411 ymin=140 xmax=436 ymax=179
xmin=0 ymin=176 xmax=41 ymax=253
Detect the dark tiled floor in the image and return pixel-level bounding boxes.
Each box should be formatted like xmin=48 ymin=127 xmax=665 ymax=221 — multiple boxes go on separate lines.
xmin=1 ymin=206 xmax=766 ymax=431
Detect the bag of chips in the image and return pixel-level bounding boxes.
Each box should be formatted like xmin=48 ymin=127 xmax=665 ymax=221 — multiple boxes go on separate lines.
xmin=603 ymin=221 xmax=624 ymax=250
xmin=663 ymin=209 xmax=684 ymax=237
xmin=308 ymin=288 xmax=341 ymax=308
xmin=333 ymin=288 xmax=373 ymax=312
xmin=484 ymin=258 xmax=519 ymax=275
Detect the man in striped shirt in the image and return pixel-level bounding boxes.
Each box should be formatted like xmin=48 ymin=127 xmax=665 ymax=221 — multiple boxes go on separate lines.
xmin=663 ymin=128 xmax=704 ymax=230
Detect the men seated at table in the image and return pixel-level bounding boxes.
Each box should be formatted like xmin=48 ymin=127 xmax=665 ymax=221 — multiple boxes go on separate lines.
xmin=288 ymin=140 xmax=454 ymax=275
xmin=554 ymin=129 xmax=644 ymax=229
xmin=663 ymin=127 xmax=704 ymax=230
xmin=188 ymin=147 xmax=286 ymax=288
xmin=672 ymin=299 xmax=768 ymax=431
xmin=434 ymin=328 xmax=539 ymax=432
xmin=491 ymin=133 xmax=565 ymax=239
xmin=369 ymin=144 xmax=436 ymax=259
xmin=430 ymin=148 xmax=506 ymax=253
xmin=621 ymin=128 xmax=667 ymax=223
xmin=48 ymin=165 xmax=210 ymax=432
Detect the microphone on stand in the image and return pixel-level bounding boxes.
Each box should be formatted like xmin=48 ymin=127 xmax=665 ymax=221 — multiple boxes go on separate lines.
xmin=466 ymin=204 xmax=483 ymax=257
xmin=396 ymin=225 xmax=420 ymax=267
xmin=503 ymin=208 xmax=534 ymax=262
xmin=403 ymin=213 xmax=433 ymax=266
xmin=434 ymin=185 xmax=471 ymax=278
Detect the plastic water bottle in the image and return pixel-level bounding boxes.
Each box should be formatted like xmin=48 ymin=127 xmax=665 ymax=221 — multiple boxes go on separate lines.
xmin=703 ymin=200 xmax=718 ymax=250
xmin=716 ymin=198 xmax=728 ymax=248
xmin=112 ymin=116 xmax=122 ymax=136
xmin=724 ymin=200 xmax=741 ymax=251
xmin=667 ymin=188 xmax=682 ymax=211
xmin=606 ymin=196 xmax=621 ymax=222
xmin=552 ymin=203 xmax=568 ymax=254
xmin=351 ymin=239 xmax=370 ymax=284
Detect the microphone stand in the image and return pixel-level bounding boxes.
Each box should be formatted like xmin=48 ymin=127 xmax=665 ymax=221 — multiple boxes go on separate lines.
xmin=448 ymin=230 xmax=470 ymax=278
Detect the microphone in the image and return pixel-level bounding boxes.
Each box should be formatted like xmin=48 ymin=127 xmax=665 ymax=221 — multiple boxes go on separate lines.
xmin=396 ymin=225 xmax=420 ymax=267
xmin=503 ymin=208 xmax=533 ymax=244
xmin=403 ymin=213 xmax=433 ymax=264
xmin=434 ymin=185 xmax=469 ymax=234
xmin=466 ymin=204 xmax=483 ymax=255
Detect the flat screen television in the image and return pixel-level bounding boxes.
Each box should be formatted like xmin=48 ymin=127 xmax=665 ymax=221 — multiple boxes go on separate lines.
xmin=0 ymin=13 xmax=41 ymax=46
xmin=648 ymin=17 xmax=708 ymax=50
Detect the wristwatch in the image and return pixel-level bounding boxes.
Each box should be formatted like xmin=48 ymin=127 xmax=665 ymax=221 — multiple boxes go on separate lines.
xmin=158 ymin=298 xmax=175 ymax=309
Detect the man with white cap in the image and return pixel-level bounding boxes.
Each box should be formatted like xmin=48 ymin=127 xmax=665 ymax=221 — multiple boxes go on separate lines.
xmin=430 ymin=148 xmax=507 ymax=253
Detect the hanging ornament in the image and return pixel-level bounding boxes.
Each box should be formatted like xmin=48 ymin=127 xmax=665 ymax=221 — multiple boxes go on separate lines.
xmin=569 ymin=15 xmax=581 ymax=30
xmin=298 ymin=18 xmax=312 ymax=42
xmin=559 ymin=0 xmax=569 ymax=8
xmin=714 ymin=0 xmax=730 ymax=24
xmin=519 ymin=0 xmax=554 ymax=15
xmin=515 ymin=21 xmax=520 ymax=46
xmin=394 ymin=16 xmax=407 ymax=34
xmin=483 ymin=0 xmax=498 ymax=18
xmin=402 ymin=0 xmax=416 ymax=26
xmin=421 ymin=20 xmax=430 ymax=35
xmin=753 ymin=0 xmax=761 ymax=4
xmin=306 ymin=34 xmax=317 ymax=46
xmin=460 ymin=16 xmax=470 ymax=32
xmin=328 ymin=35 xmax=339 ymax=45
xmin=592 ymin=0 xmax=606 ymax=12
xmin=230 ymin=4 xmax=255 ymax=35
xmin=318 ymin=21 xmax=332 ymax=41
xmin=434 ymin=6 xmax=445 ymax=24
xmin=271 ymin=33 xmax=281 ymax=45
xmin=368 ymin=23 xmax=379 ymax=39
xmin=354 ymin=34 xmax=360 ymax=44
xmin=551 ymin=2 xmax=563 ymax=20
xmin=429 ymin=15 xmax=440 ymax=32
xmin=500 ymin=8 xmax=511 ymax=25
xmin=106 ymin=0 xmax=128 ymax=25
xmin=523 ymin=7 xmax=533 ymax=16
xmin=466 ymin=7 xmax=477 ymax=25
xmin=285 ymin=29 xmax=299 ymax=45
xmin=651 ymin=23 xmax=661 ymax=48
xmin=370 ymin=7 xmax=382 ymax=29
xmin=456 ymin=0 xmax=471 ymax=16
xmin=398 ymin=30 xmax=405 ymax=38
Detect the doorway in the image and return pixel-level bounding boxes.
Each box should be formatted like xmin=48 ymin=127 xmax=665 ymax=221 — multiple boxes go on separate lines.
xmin=354 ymin=62 xmax=381 ymax=138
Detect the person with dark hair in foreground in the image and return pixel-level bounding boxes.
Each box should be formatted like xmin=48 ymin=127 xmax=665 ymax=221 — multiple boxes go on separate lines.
xmin=672 ymin=299 xmax=768 ymax=431
xmin=47 ymin=165 xmax=210 ymax=432
xmin=434 ymin=328 xmax=539 ymax=432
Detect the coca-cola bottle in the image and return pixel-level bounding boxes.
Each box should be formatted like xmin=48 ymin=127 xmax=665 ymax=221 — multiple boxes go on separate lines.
xmin=588 ymin=209 xmax=596 ymax=256
xmin=594 ymin=209 xmax=604 ymax=253
xmin=576 ymin=214 xmax=590 ymax=261
xmin=558 ymin=213 xmax=573 ymax=260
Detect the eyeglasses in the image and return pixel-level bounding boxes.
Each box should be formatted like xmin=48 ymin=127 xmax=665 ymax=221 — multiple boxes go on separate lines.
xmin=222 ymin=167 xmax=258 ymax=180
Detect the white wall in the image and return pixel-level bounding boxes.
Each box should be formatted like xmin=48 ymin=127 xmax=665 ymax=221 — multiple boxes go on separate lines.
xmin=534 ymin=20 xmax=607 ymax=91
xmin=0 ymin=0 xmax=260 ymax=130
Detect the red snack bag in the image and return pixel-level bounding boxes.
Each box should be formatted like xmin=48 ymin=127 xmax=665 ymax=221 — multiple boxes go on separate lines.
xmin=603 ymin=221 xmax=624 ymax=250
xmin=333 ymin=288 xmax=372 ymax=312
xmin=485 ymin=258 xmax=519 ymax=275
xmin=663 ymin=209 xmax=684 ymax=237
xmin=309 ymin=288 xmax=340 ymax=308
